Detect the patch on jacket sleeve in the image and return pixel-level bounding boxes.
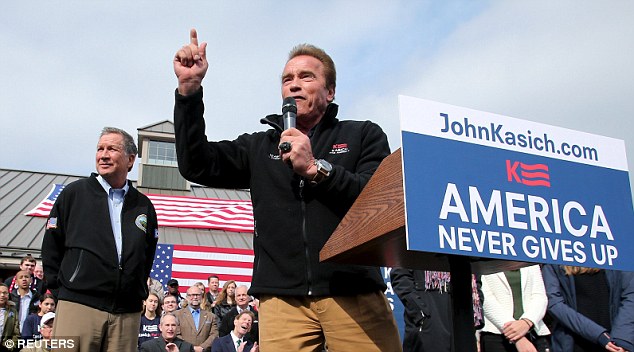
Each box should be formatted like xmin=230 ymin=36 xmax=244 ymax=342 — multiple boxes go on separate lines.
xmin=154 ymin=229 xmax=159 ymax=239
xmin=135 ymin=214 xmax=148 ymax=233
xmin=46 ymin=217 xmax=58 ymax=229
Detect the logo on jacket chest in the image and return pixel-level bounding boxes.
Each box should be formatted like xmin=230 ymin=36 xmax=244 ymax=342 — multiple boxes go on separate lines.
xmin=135 ymin=214 xmax=148 ymax=233
xmin=329 ymin=143 xmax=349 ymax=154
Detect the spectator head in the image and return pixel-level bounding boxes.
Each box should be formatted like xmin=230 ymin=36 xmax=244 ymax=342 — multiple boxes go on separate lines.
xmin=33 ymin=264 xmax=44 ymax=280
xmin=235 ymin=285 xmax=250 ymax=309
xmin=16 ymin=270 xmax=32 ymax=290
xmin=167 ymin=279 xmax=179 ymax=294
xmin=0 ymin=284 xmax=9 ymax=307
xmin=207 ymin=275 xmax=220 ymax=293
xmin=233 ymin=310 xmax=255 ymax=338
xmin=40 ymin=312 xmax=55 ymax=340
xmin=20 ymin=255 xmax=37 ymax=274
xmin=186 ymin=285 xmax=203 ymax=310
xmin=143 ymin=291 xmax=161 ymax=316
xmin=162 ymin=294 xmax=178 ymax=314
xmin=39 ymin=293 xmax=56 ymax=314
xmin=159 ymin=313 xmax=180 ymax=342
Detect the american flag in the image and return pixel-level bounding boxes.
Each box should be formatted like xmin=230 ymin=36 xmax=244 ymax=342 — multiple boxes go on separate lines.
xmin=152 ymin=243 xmax=254 ymax=293
xmin=24 ymin=183 xmax=254 ymax=232
xmin=24 ymin=184 xmax=65 ymax=217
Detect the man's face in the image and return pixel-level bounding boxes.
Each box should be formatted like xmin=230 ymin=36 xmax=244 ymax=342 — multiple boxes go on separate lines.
xmin=40 ymin=321 xmax=54 ymax=340
xmin=233 ymin=314 xmax=253 ymax=336
xmin=95 ymin=133 xmax=134 ymax=185
xmin=235 ymin=286 xmax=250 ymax=308
xmin=0 ymin=286 xmax=9 ymax=305
xmin=17 ymin=272 xmax=31 ymax=289
xmin=21 ymin=260 xmax=36 ymax=274
xmin=281 ymin=55 xmax=335 ymax=127
xmin=186 ymin=287 xmax=202 ymax=309
xmin=168 ymin=285 xmax=179 ymax=294
xmin=163 ymin=296 xmax=177 ymax=313
xmin=208 ymin=278 xmax=219 ymax=292
xmin=160 ymin=315 xmax=178 ymax=341
xmin=33 ymin=265 xmax=44 ymax=279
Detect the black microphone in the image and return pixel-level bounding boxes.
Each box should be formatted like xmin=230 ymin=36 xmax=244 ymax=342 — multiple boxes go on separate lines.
xmin=282 ymin=97 xmax=297 ymax=130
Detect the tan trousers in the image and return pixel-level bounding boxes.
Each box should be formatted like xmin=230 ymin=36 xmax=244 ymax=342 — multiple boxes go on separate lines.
xmin=52 ymin=300 xmax=140 ymax=352
xmin=258 ymin=291 xmax=402 ymax=352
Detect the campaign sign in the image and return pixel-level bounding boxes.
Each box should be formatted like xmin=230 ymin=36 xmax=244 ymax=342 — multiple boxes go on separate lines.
xmin=399 ymin=95 xmax=634 ymax=271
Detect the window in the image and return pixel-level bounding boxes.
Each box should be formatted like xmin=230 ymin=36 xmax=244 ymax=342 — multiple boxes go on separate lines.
xmin=148 ymin=140 xmax=177 ymax=166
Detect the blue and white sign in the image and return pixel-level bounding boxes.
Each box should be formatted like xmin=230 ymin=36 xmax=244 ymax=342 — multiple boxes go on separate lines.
xmin=399 ymin=95 xmax=634 ymax=271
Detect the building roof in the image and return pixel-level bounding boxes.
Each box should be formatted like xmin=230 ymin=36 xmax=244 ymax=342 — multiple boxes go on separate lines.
xmin=0 ymin=168 xmax=253 ymax=268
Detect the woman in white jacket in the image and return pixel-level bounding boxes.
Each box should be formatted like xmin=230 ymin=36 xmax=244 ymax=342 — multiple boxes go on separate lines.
xmin=480 ymin=265 xmax=551 ymax=352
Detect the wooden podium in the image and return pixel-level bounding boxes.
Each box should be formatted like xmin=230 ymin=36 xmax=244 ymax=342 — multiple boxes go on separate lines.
xmin=320 ymin=149 xmax=529 ymax=350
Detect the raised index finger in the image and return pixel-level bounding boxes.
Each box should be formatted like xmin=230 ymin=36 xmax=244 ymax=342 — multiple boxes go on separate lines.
xmin=190 ymin=28 xmax=198 ymax=46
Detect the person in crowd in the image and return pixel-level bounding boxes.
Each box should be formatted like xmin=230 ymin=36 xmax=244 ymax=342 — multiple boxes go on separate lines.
xmin=163 ymin=295 xmax=179 ymax=316
xmin=9 ymin=270 xmax=40 ymax=335
xmin=4 ymin=255 xmax=47 ymax=296
xmin=20 ymin=312 xmax=55 ymax=352
xmin=33 ymin=265 xmax=44 ymax=281
xmin=0 ymin=283 xmax=20 ymax=351
xmin=213 ymin=280 xmax=236 ymax=327
xmin=542 ymin=265 xmax=634 ymax=352
xmin=391 ymin=269 xmax=484 ymax=352
xmin=175 ymin=285 xmax=218 ymax=352
xmin=41 ymin=127 xmax=159 ymax=351
xmin=212 ymin=311 xmax=258 ymax=352
xmin=140 ymin=313 xmax=194 ymax=352
xmin=183 ymin=282 xmax=212 ymax=312
xmin=166 ymin=279 xmax=186 ymax=309
xmin=21 ymin=293 xmax=56 ymax=340
xmin=138 ymin=292 xmax=162 ymax=350
xmin=206 ymin=276 xmax=220 ymax=309
xmin=480 ymin=265 xmax=551 ymax=352
xmin=219 ymin=285 xmax=258 ymax=343
xmin=147 ymin=277 xmax=165 ymax=302
xmin=173 ymin=28 xmax=400 ymax=351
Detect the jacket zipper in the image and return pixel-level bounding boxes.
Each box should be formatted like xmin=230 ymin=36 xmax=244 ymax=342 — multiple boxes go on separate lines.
xmin=299 ymin=179 xmax=313 ymax=295
xmin=69 ymin=249 xmax=84 ymax=283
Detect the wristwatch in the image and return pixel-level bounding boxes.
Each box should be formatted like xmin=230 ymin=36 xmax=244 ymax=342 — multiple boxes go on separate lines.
xmin=311 ymin=159 xmax=332 ymax=184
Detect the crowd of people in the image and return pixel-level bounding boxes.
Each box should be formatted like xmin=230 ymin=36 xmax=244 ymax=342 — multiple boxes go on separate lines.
xmin=2 ymin=253 xmax=632 ymax=352
xmin=392 ymin=265 xmax=633 ymax=352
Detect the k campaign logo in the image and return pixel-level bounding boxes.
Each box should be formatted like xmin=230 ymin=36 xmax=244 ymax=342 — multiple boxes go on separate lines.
xmin=506 ymin=160 xmax=550 ymax=187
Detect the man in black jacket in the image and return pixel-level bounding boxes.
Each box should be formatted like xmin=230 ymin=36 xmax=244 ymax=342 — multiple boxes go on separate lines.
xmin=173 ymin=29 xmax=401 ymax=351
xmin=42 ymin=127 xmax=158 ymax=351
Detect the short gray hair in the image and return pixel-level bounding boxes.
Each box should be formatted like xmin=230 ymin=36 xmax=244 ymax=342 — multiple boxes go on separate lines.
xmin=100 ymin=127 xmax=138 ymax=156
xmin=161 ymin=312 xmax=180 ymax=326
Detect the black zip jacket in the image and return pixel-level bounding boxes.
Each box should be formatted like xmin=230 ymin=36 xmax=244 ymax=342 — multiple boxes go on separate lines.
xmin=41 ymin=174 xmax=158 ymax=313
xmin=174 ymin=88 xmax=390 ymax=297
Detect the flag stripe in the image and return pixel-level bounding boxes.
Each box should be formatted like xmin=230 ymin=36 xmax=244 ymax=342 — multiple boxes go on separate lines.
xmin=173 ymin=249 xmax=253 ymax=262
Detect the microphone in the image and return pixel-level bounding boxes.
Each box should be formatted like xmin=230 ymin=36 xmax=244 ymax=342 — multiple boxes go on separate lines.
xmin=282 ymin=97 xmax=297 ymax=130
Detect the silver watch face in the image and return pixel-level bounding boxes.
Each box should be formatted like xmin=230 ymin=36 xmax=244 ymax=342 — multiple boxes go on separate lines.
xmin=317 ymin=159 xmax=332 ymax=175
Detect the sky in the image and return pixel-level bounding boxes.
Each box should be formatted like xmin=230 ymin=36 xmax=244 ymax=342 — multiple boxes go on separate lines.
xmin=2 ymin=1 xmax=633 ymax=197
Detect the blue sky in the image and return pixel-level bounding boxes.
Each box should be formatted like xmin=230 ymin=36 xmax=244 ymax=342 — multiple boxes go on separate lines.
xmin=2 ymin=1 xmax=633 ymax=196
